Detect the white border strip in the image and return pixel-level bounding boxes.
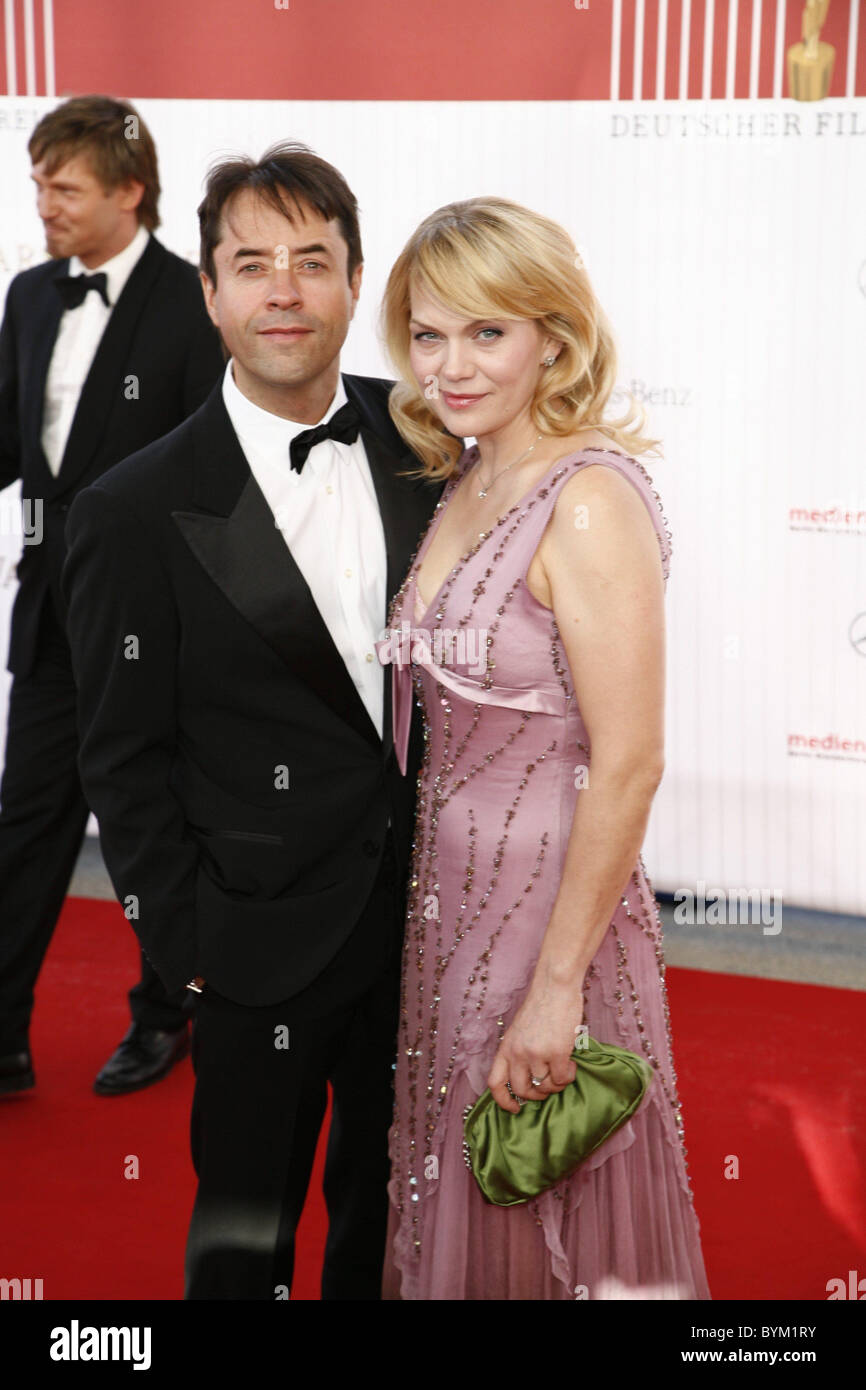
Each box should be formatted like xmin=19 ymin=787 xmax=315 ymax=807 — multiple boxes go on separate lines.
xmin=23 ymin=0 xmax=35 ymax=95
xmin=611 ymin=0 xmax=621 ymax=101
xmin=773 ymin=0 xmax=786 ymax=99
xmin=4 ymin=0 xmax=16 ymax=96
xmin=846 ymin=0 xmax=859 ymax=97
xmin=749 ymin=0 xmax=762 ymax=98
xmin=702 ymin=0 xmax=715 ymax=99
xmin=43 ymin=0 xmax=54 ymax=97
xmin=633 ymin=0 xmax=645 ymax=100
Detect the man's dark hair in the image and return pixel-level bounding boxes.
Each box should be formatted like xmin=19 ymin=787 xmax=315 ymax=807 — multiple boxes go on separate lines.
xmin=198 ymin=141 xmax=363 ymax=286
xmin=28 ymin=95 xmax=161 ymax=231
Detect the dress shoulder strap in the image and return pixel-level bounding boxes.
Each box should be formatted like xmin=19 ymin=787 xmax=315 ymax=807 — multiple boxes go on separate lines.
xmin=512 ymin=447 xmax=673 ymax=586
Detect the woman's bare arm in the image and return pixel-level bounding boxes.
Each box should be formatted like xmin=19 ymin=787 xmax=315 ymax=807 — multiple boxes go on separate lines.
xmin=487 ymin=462 xmax=667 ymax=1111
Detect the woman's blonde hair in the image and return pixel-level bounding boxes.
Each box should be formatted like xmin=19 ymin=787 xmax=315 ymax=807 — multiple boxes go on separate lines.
xmin=381 ymin=196 xmax=662 ymax=479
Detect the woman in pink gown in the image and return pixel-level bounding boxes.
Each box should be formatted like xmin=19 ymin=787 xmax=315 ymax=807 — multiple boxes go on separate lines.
xmin=376 ymin=197 xmax=711 ymax=1300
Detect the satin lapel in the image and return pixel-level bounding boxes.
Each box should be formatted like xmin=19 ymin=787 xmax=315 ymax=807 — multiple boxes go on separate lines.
xmin=343 ymin=375 xmax=436 ymax=608
xmin=172 ymin=390 xmax=382 ymax=753
xmin=54 ymin=236 xmax=164 ymax=494
xmin=360 ymin=426 xmax=430 ymax=625
xmin=344 ymin=375 xmax=443 ymax=763
xmin=23 ymin=262 xmax=68 ymax=489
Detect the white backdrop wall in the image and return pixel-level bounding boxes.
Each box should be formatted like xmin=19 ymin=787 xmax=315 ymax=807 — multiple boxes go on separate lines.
xmin=0 ymin=95 xmax=864 ymax=913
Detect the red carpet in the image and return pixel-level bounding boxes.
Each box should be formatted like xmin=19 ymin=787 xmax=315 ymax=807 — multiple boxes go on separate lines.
xmin=1 ymin=895 xmax=864 ymax=1300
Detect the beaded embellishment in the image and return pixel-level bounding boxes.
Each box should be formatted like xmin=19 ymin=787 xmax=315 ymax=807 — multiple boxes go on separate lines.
xmin=384 ymin=447 xmax=688 ymax=1267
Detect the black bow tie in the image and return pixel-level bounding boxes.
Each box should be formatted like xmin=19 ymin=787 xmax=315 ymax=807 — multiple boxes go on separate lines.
xmin=289 ymin=400 xmax=361 ymax=474
xmin=54 ymin=272 xmax=110 ymax=310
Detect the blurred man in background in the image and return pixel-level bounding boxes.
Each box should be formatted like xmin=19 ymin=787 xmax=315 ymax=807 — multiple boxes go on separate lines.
xmin=0 ymin=94 xmax=223 ymax=1098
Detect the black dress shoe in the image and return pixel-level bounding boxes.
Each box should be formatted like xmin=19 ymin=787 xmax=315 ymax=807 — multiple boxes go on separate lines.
xmin=0 ymin=1050 xmax=35 ymax=1096
xmin=93 ymin=1022 xmax=190 ymax=1096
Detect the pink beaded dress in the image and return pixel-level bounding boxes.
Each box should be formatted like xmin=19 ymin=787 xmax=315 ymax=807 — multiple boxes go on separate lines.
xmin=376 ymin=445 xmax=711 ymax=1301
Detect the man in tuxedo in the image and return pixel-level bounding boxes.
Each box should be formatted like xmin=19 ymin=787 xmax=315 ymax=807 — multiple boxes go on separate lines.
xmin=62 ymin=142 xmax=442 ymax=1298
xmin=0 ymin=96 xmax=224 ymax=1098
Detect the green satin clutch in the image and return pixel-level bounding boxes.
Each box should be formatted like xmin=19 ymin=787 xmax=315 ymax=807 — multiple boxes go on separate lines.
xmin=462 ymin=1034 xmax=654 ymax=1206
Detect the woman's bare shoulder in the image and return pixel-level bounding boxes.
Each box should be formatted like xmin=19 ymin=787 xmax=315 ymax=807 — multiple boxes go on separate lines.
xmin=546 ymin=443 xmax=661 ymax=554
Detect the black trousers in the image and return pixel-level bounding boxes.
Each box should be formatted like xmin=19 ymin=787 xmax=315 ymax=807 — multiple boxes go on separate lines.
xmin=185 ymin=825 xmax=405 ymax=1301
xmin=0 ymin=600 xmax=189 ymax=1056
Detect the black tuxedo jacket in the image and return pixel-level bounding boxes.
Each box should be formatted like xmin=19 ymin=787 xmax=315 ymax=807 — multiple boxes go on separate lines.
xmin=0 ymin=234 xmax=224 ymax=677
xmin=62 ymin=377 xmax=444 ymax=1005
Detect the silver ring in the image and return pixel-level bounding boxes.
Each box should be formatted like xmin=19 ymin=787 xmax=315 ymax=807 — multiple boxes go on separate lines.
xmin=530 ymin=1073 xmax=548 ymax=1088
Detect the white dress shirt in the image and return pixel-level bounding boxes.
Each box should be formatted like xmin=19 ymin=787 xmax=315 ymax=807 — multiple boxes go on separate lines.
xmin=221 ymin=359 xmax=388 ymax=740
xmin=41 ymin=222 xmax=150 ymax=475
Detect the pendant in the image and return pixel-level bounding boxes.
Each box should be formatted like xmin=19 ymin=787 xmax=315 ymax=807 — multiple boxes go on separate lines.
xmin=477 ymin=488 xmax=487 ymax=499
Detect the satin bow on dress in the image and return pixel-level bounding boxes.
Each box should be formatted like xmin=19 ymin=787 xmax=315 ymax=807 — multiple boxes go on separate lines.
xmin=375 ymin=584 xmax=569 ymax=776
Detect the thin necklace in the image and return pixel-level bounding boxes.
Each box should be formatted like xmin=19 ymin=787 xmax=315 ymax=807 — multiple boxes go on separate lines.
xmin=475 ymin=433 xmax=543 ymax=499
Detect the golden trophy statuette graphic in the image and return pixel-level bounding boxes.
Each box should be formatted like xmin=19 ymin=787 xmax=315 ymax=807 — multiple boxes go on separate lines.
xmin=787 ymin=0 xmax=835 ymax=101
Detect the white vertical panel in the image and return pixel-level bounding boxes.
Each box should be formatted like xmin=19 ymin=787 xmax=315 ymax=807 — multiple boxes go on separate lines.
xmin=43 ymin=0 xmax=54 ymax=97
xmin=611 ymin=0 xmax=622 ymax=101
xmin=4 ymin=0 xmax=17 ymax=96
xmin=846 ymin=0 xmax=860 ymax=97
xmin=773 ymin=0 xmax=787 ymax=98
xmin=23 ymin=0 xmax=35 ymax=95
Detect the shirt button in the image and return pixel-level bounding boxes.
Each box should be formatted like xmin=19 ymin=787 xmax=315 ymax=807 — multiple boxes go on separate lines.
xmin=326 ymin=485 xmax=334 ymax=494
xmin=344 ymin=568 xmax=352 ymax=578
xmin=365 ymin=652 xmax=374 ymax=662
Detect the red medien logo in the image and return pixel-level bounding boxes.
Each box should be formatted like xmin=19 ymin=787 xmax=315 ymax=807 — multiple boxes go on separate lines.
xmin=788 ymin=733 xmax=866 ymax=760
xmin=788 ymin=506 xmax=866 ymax=533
